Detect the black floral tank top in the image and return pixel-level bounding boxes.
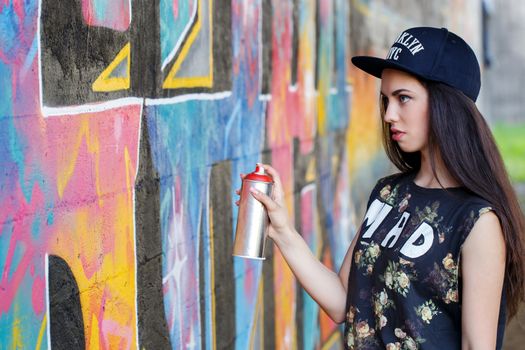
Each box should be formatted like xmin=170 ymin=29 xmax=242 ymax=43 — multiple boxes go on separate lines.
xmin=344 ymin=172 xmax=506 ymax=349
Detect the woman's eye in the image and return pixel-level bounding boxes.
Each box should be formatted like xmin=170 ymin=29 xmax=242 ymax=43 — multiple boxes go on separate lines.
xmin=399 ymin=95 xmax=410 ymax=103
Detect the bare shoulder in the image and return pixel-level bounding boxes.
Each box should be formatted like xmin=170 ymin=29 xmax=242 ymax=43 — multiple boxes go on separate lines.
xmin=461 ymin=211 xmax=505 ymax=347
xmin=462 ymin=210 xmax=505 ymax=261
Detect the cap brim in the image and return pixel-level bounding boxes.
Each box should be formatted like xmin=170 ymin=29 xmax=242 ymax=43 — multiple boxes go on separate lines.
xmin=351 ymin=56 xmax=423 ymax=80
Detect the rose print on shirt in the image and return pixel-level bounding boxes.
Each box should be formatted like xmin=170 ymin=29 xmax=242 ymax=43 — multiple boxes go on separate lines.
xmin=345 ymin=307 xmax=380 ymax=349
xmin=415 ymin=300 xmax=440 ymax=324
xmin=380 ymin=184 xmax=392 ymax=200
xmin=424 ymin=253 xmax=460 ymax=304
xmin=381 ymin=259 xmax=417 ymax=297
xmin=387 ymin=327 xmax=426 ymax=350
xmin=479 ymin=207 xmax=492 ymax=216
xmin=355 ymin=241 xmax=382 ymax=275
xmin=411 ymin=201 xmax=442 ymax=227
xmin=373 ymin=289 xmax=395 ymax=330
xmin=409 ymin=201 xmax=449 ymax=248
xmin=398 ymin=193 xmax=411 ymax=213
xmin=345 ymin=316 xmax=379 ymax=348
xmin=354 ymin=320 xmax=379 ymax=348
xmin=380 ymin=184 xmax=399 ymax=206
xmin=345 ymin=306 xmax=357 ymax=348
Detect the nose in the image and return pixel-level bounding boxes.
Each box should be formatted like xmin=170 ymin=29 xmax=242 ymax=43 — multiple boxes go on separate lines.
xmin=383 ymin=103 xmax=398 ymax=124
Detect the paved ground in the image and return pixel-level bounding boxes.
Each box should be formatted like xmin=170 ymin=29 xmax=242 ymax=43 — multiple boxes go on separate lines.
xmin=502 ymin=183 xmax=525 ymax=349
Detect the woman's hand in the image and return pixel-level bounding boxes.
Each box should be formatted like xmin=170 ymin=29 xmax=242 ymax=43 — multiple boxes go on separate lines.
xmin=235 ymin=163 xmax=293 ymax=242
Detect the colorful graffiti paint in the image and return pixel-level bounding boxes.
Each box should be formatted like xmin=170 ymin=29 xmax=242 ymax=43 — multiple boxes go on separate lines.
xmin=0 ymin=0 xmax=393 ymax=348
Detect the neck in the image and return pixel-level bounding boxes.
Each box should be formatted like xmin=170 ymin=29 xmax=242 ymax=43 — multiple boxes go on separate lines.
xmin=414 ymin=149 xmax=460 ymax=189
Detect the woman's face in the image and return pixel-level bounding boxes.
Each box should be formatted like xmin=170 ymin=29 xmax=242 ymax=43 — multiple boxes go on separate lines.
xmin=380 ymin=69 xmax=430 ymax=154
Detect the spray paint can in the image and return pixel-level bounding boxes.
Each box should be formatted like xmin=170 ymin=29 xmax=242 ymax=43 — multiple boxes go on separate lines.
xmin=233 ymin=164 xmax=274 ymax=259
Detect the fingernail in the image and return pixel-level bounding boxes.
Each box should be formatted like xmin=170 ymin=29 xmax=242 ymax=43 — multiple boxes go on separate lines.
xmin=250 ymin=188 xmax=260 ymax=195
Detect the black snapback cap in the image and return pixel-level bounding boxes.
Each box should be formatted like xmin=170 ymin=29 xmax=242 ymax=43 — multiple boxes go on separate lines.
xmin=352 ymin=27 xmax=481 ymax=101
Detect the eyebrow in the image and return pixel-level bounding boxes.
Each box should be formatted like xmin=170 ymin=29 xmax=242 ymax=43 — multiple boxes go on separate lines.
xmin=380 ymin=88 xmax=412 ymax=96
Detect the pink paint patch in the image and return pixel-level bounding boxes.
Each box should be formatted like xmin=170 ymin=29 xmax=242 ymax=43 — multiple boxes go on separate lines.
xmin=173 ymin=0 xmax=179 ymax=19
xmin=32 ymin=276 xmax=45 ymax=315
xmin=12 ymin=0 xmax=25 ymax=17
xmin=101 ymin=319 xmax=133 ymax=349
xmin=301 ymin=188 xmax=314 ymax=243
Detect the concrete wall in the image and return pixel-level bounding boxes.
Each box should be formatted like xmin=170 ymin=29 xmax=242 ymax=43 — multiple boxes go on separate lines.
xmin=0 ymin=0 xmax=481 ymax=349
xmin=483 ymin=0 xmax=525 ymax=122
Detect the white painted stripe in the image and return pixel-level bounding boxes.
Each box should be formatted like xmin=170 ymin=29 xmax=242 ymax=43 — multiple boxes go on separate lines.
xmin=258 ymin=94 xmax=271 ymax=101
xmin=145 ymin=91 xmax=232 ymax=105
xmin=45 ymin=253 xmax=51 ymax=350
xmin=132 ymin=103 xmax=143 ymax=350
xmin=128 ymin=0 xmax=132 ymax=27
xmin=41 ymin=97 xmax=144 ymax=117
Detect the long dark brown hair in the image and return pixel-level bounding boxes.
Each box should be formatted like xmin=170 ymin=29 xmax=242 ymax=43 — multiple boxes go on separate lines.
xmin=381 ymin=81 xmax=525 ymax=319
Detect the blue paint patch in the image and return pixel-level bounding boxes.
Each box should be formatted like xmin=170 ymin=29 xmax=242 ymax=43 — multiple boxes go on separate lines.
xmin=0 ymin=61 xmax=18 ymax=202
xmin=234 ymin=258 xmax=263 ymax=350
xmin=0 ymin=1 xmax=38 ymax=62
xmin=0 ymin=3 xmax=20 ymax=60
xmin=93 ymin=0 xmax=109 ymax=22
xmin=31 ymin=214 xmax=41 ymax=240
xmin=0 ymin=273 xmax=47 ymax=349
xmin=0 ymin=60 xmax=42 ymax=203
xmin=46 ymin=211 xmax=54 ymax=226
xmin=303 ymin=290 xmax=321 ymax=350
xmin=0 ymin=60 xmax=13 ymax=120
xmin=0 ymin=218 xmax=14 ymax=281
xmin=0 ymin=61 xmax=31 ymax=202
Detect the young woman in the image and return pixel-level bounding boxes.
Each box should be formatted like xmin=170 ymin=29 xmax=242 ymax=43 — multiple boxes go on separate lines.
xmin=240 ymin=27 xmax=524 ymax=349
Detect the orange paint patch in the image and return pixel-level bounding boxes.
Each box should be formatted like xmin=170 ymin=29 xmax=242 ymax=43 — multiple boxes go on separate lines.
xmin=347 ymin=67 xmax=383 ymax=175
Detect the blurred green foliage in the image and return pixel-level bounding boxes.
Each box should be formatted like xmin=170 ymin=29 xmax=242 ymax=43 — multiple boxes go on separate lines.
xmin=492 ymin=123 xmax=525 ymax=183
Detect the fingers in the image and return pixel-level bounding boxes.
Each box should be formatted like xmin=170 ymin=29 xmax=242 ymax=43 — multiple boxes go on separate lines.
xmin=249 ymin=187 xmax=279 ymax=211
xmin=257 ymin=163 xmax=284 ymax=202
xmin=234 ymin=173 xmax=245 ymax=206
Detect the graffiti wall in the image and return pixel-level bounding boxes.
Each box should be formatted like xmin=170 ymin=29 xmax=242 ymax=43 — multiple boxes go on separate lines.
xmin=0 ymin=0 xmax=481 ymax=349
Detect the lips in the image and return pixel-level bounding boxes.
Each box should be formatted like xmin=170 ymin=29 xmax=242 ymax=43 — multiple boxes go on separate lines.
xmin=390 ymin=128 xmax=405 ymax=141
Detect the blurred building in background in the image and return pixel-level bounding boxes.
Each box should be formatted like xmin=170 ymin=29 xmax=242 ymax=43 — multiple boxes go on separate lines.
xmin=483 ymin=0 xmax=525 ymax=123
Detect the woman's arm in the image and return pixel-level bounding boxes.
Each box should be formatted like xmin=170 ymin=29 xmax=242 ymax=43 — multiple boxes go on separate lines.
xmin=247 ymin=164 xmax=357 ymax=323
xmin=461 ymin=211 xmax=506 ymax=350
